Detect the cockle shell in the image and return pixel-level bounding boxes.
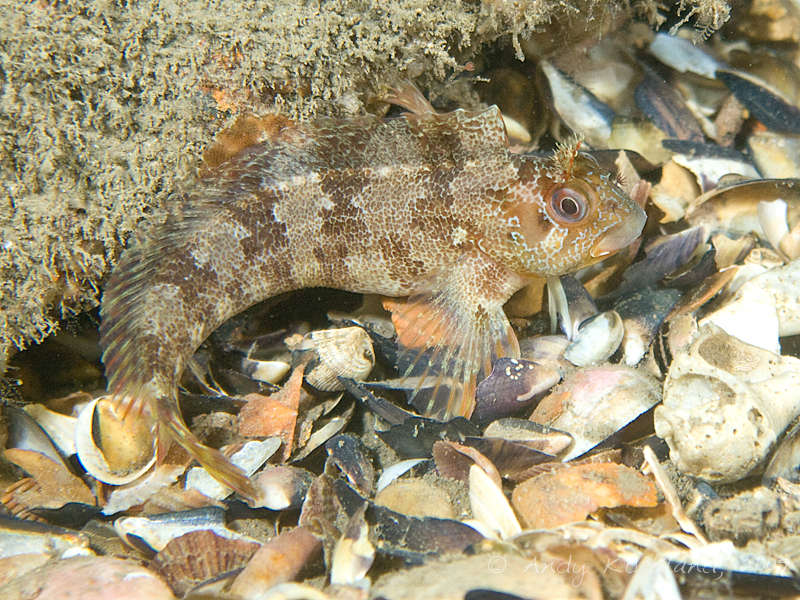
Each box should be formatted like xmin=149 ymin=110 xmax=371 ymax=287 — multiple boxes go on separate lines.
xmin=150 ymin=529 xmax=260 ymax=596
xmin=288 ymin=326 xmax=375 ymax=391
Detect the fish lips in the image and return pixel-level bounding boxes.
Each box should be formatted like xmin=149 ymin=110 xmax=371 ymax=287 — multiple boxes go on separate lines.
xmin=591 ymin=207 xmax=647 ymax=258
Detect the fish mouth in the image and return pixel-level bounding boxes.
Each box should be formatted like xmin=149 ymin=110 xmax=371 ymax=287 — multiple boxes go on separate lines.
xmin=591 ymin=206 xmax=647 ymax=258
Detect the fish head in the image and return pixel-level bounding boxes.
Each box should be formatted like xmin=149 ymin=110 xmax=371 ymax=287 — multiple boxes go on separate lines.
xmin=498 ymin=151 xmax=646 ymax=278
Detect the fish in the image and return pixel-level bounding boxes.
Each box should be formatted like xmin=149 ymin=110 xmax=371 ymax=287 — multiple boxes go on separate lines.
xmin=99 ymin=83 xmax=646 ymax=499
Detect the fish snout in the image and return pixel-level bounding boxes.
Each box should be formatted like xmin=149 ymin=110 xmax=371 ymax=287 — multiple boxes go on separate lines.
xmin=591 ymin=204 xmax=646 ymax=258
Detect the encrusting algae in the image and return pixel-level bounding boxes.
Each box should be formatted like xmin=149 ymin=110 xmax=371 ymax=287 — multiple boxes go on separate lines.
xmin=99 ymin=83 xmax=645 ymax=498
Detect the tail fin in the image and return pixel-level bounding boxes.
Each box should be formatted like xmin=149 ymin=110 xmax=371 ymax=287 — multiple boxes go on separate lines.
xmin=153 ymin=396 xmax=257 ymax=500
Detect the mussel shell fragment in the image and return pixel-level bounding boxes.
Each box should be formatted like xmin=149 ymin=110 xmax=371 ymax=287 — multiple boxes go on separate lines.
xmin=472 ymin=358 xmax=560 ymax=424
xmin=325 ymin=433 xmax=375 ymax=497
xmin=716 ymin=69 xmax=800 ymax=134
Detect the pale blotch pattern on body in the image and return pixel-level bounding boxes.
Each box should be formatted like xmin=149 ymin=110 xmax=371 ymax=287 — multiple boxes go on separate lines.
xmin=99 ymin=84 xmax=645 ymax=497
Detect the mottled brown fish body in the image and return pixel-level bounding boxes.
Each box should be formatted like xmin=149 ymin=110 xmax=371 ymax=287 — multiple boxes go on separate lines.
xmin=100 ymin=93 xmax=645 ymax=498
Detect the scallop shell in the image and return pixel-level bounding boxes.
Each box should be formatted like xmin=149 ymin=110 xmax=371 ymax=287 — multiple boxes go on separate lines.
xmin=290 ymin=326 xmax=374 ymax=391
xmin=74 ymin=396 xmax=156 ymax=486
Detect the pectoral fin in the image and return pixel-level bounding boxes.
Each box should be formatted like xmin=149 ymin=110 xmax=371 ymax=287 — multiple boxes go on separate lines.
xmin=383 ymin=255 xmax=524 ymax=420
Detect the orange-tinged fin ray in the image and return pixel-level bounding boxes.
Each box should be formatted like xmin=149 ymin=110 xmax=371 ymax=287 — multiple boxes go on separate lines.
xmin=383 ymin=291 xmax=520 ymax=421
xmin=153 ymin=396 xmax=257 ymax=500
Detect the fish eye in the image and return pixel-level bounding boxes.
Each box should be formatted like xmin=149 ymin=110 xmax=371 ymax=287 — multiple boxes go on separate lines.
xmin=549 ymin=186 xmax=588 ymax=224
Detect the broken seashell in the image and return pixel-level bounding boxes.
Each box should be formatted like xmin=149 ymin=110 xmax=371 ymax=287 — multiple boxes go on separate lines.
xmin=114 ymin=506 xmax=255 ymax=553
xmin=22 ymin=404 xmax=78 ymax=457
xmin=330 ymin=503 xmax=374 ymax=587
xmin=468 ymin=464 xmax=521 ymax=540
xmin=74 ymin=396 xmax=156 ymax=486
xmin=615 ymin=288 xmax=682 ymax=366
xmin=607 ymin=116 xmax=670 ymax=165
xmin=623 ymin=556 xmax=682 ymax=600
xmin=687 ymin=178 xmax=800 ymax=239
xmin=716 ymin=68 xmax=800 ymax=134
xmin=701 ymin=257 xmax=800 ymax=352
xmin=461 ymin=437 xmax=559 ymax=482
xmin=240 ymin=358 xmax=291 ymax=385
xmin=5 ymin=404 xmax=71 ymax=469
xmin=2 ymin=448 xmax=95 ymax=519
xmin=1 ymin=555 xmax=175 ymax=600
xmin=540 ymin=59 xmax=615 ymax=148
xmin=555 ymin=275 xmax=598 ymax=341
xmin=251 ymin=465 xmax=313 ymax=511
xmin=185 ymin=438 xmax=281 ymax=501
xmin=635 ymin=64 xmax=704 ymax=143
xmin=483 ymin=418 xmax=572 ymax=457
xmin=700 ymin=281 xmax=781 ymax=353
xmin=648 ymin=32 xmax=722 ymax=79
xmin=655 ymin=324 xmax=800 ymax=483
xmin=102 ymin=464 xmax=187 ymax=515
xmin=763 ymin=421 xmax=800 ymax=485
xmin=0 ymin=516 xmax=91 ymax=559
xmin=563 ymin=310 xmax=624 ymax=367
xmin=748 ymin=131 xmax=800 ymax=179
xmin=325 ymin=434 xmax=375 ymax=497
xmin=615 ymin=226 xmax=707 ymax=297
xmin=518 ymin=334 xmax=569 ymax=367
xmin=758 ymin=199 xmax=790 ymax=258
xmin=472 ymin=357 xmax=560 ymax=424
xmin=432 ymin=440 xmax=502 ymax=487
xmin=375 ymin=458 xmax=427 ymax=493
xmin=650 ymin=160 xmax=700 ymax=223
xmin=369 ymin=503 xmax=483 ymax=559
xmin=229 ymin=526 xmax=322 ymax=597
xmin=374 ymin=477 xmax=455 ymax=520
xmin=663 ymin=140 xmax=759 ymax=191
xmin=531 ymin=365 xmax=661 ymax=461
xmin=150 ymin=529 xmax=260 ymax=597
xmin=511 ymin=461 xmax=658 ymax=530
xmin=288 ymin=326 xmax=375 ymax=391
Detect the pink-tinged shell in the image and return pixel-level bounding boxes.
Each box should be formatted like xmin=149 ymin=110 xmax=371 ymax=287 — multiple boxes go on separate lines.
xmin=531 ymin=365 xmax=660 ymax=461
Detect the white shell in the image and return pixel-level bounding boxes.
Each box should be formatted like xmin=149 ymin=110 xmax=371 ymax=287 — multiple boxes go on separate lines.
xmin=74 ymin=397 xmax=156 ymax=486
xmin=22 ymin=404 xmax=78 ymax=457
xmin=293 ymin=326 xmax=375 ymax=391
xmin=540 ymin=60 xmax=613 ymax=148
xmin=241 ymin=358 xmax=291 ymax=384
xmin=701 ymin=257 xmax=800 ymax=352
xmin=185 ymin=437 xmax=281 ymax=501
xmin=564 ymin=311 xmax=624 ymax=367
xmin=114 ymin=508 xmax=257 ymax=552
xmin=468 ymin=464 xmax=521 ymax=540
xmin=655 ymin=324 xmax=800 ymax=483
xmin=648 ymin=32 xmax=722 ymax=79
